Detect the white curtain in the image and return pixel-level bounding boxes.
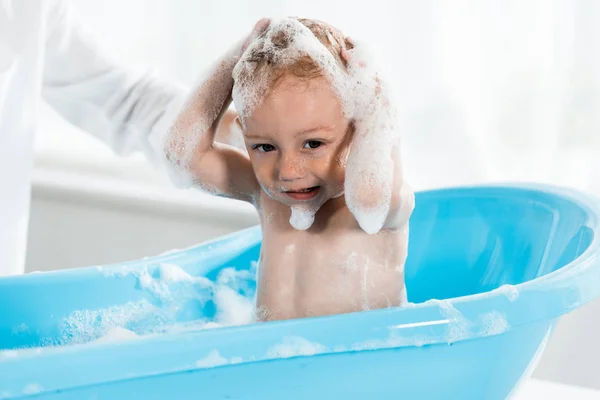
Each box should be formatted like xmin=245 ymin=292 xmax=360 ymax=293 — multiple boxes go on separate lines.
xmin=397 ymin=0 xmax=600 ymax=194
xmin=52 ymin=0 xmax=600 ymax=194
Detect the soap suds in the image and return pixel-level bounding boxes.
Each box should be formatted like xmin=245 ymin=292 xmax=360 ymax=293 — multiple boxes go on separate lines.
xmin=255 ymin=305 xmax=273 ymax=321
xmin=428 ymin=299 xmax=472 ymax=343
xmin=265 ymin=212 xmax=275 ymax=224
xmin=498 ymin=284 xmax=519 ymax=302
xmin=233 ymin=18 xmax=353 ymax=120
xmin=25 ymin=258 xmax=516 ymax=363
xmin=479 ymin=311 xmax=510 ymax=336
xmin=266 ymin=336 xmax=328 ymax=359
xmin=54 ymin=264 xmax=256 ymax=345
xmin=351 ymin=333 xmax=426 ymax=351
xmin=214 ymin=268 xmax=256 ymax=324
xmin=93 ymin=327 xmax=139 ymax=343
xmin=58 ymin=299 xmax=164 ymax=345
xmin=341 ymin=41 xmax=400 ymax=235
xmin=196 ymin=350 xmax=229 ymax=368
xmin=344 ymin=141 xmax=394 ymax=234
xmin=289 ymin=205 xmax=317 ymax=230
xmin=158 ymin=264 xmax=196 ymax=283
xmin=361 ymin=258 xmax=370 ymax=311
xmin=399 ymin=284 xmax=408 ymax=305
xmin=99 ymin=264 xmax=212 ymax=303
xmin=213 ymin=285 xmax=254 ymax=326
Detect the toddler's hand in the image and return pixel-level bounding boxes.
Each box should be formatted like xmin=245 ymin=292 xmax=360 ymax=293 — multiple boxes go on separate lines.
xmin=241 ymin=19 xmax=271 ymax=55
xmin=341 ymin=38 xmax=399 ymax=235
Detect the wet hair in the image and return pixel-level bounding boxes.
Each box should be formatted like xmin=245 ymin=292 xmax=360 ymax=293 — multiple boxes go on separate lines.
xmin=241 ymin=18 xmax=353 ymax=91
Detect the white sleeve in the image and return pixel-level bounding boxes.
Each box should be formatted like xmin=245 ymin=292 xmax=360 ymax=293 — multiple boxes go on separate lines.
xmin=41 ymin=0 xmax=187 ymax=181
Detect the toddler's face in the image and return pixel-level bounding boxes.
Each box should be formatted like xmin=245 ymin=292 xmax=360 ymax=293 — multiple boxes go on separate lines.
xmin=241 ymin=74 xmax=351 ymax=209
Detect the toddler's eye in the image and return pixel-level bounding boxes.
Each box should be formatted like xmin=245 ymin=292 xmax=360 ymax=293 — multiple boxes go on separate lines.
xmin=253 ymin=144 xmax=276 ymax=153
xmin=304 ymin=140 xmax=322 ymax=149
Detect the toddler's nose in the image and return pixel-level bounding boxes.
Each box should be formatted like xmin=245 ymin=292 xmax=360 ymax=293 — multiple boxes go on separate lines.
xmin=277 ymin=154 xmax=306 ymax=182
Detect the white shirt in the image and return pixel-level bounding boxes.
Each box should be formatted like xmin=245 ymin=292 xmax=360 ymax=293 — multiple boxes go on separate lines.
xmin=0 ymin=0 xmax=184 ymax=275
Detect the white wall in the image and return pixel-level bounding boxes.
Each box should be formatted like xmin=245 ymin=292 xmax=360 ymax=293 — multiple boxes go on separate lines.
xmin=26 ymin=164 xmax=258 ymax=270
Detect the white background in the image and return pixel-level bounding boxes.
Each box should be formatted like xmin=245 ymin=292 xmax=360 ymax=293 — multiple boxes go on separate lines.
xmin=35 ymin=0 xmax=600 ymax=194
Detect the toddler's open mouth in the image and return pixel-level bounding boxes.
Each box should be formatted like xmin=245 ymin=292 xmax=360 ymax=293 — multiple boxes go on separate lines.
xmin=284 ymin=186 xmax=320 ymax=201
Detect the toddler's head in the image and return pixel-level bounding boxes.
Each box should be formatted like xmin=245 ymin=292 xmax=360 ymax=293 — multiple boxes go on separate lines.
xmin=232 ymin=18 xmax=354 ymax=208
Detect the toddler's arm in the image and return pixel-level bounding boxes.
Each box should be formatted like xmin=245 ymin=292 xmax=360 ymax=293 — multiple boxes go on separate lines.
xmin=163 ymin=20 xmax=270 ymax=203
xmin=342 ymin=40 xmax=414 ymax=234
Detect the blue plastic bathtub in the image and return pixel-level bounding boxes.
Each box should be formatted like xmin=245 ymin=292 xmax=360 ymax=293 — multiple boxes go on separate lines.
xmin=1 ymin=185 xmax=600 ymax=399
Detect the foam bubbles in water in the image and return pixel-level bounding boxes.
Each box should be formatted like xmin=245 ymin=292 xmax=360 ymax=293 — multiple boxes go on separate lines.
xmin=54 ymin=263 xmax=256 ymax=346
xmin=213 ymin=267 xmax=256 ymax=326
xmin=158 ymin=263 xmax=195 ymax=283
xmin=58 ymin=299 xmax=164 ymax=345
xmin=93 ymin=327 xmax=139 ymax=343
xmin=213 ymin=286 xmax=254 ymax=326
xmin=100 ymin=264 xmax=212 ymax=304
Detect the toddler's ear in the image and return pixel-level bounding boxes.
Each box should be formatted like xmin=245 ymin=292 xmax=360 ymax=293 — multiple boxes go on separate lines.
xmin=234 ymin=115 xmax=244 ymax=131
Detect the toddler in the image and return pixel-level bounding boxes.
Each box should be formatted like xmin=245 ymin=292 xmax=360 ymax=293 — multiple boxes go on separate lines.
xmin=163 ymin=18 xmax=414 ymax=321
